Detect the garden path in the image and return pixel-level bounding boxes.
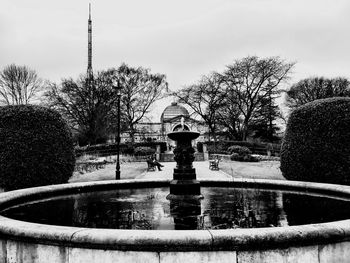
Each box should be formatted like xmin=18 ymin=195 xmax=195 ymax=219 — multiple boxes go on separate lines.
xmin=135 ymin=161 xmax=232 ymax=180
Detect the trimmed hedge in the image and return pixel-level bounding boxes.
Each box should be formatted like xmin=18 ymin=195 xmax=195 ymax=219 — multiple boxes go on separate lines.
xmin=280 ymin=97 xmax=350 ymax=185
xmin=204 ymin=140 xmax=281 ymax=156
xmin=134 ymin=146 xmax=156 ymax=156
xmin=228 ymin=145 xmax=259 ymax=162
xmin=75 ymin=143 xmax=134 ymax=156
xmin=0 ymin=105 xmax=75 ymax=190
xmin=206 ymin=141 xmax=229 ymax=154
xmin=230 ymin=153 xmax=259 ymax=162
xmin=227 ymin=145 xmax=252 ymax=156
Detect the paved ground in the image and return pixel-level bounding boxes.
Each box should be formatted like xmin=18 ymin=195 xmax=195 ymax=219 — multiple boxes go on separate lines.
xmin=135 ymin=161 xmax=233 ymax=180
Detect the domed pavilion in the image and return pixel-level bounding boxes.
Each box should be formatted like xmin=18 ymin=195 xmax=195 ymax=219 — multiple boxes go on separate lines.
xmin=119 ymin=102 xmax=207 ymax=146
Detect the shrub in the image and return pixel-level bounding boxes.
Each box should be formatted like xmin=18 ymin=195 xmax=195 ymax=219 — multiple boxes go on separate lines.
xmin=136 ymin=141 xmax=167 ymax=153
xmin=205 ymin=140 xmax=281 ymax=156
xmin=230 ymin=153 xmax=239 ymax=160
xmin=280 ymin=97 xmax=350 ymax=185
xmin=230 ymin=153 xmax=259 ymax=162
xmin=75 ymin=143 xmax=135 ymax=157
xmin=134 ymin=146 xmax=156 ymax=156
xmin=228 ymin=145 xmax=259 ymax=162
xmin=206 ymin=141 xmax=229 ymax=154
xmin=75 ymin=141 xmax=167 ymax=157
xmin=227 ymin=145 xmax=252 ymax=156
xmin=0 ymin=105 xmax=75 ymax=190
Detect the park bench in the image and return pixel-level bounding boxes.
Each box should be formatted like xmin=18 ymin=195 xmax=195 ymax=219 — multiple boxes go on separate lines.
xmin=147 ymin=159 xmax=156 ymax=172
xmin=209 ymin=159 xmax=220 ymax=170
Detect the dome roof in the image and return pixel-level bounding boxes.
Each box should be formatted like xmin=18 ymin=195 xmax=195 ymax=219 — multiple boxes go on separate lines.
xmin=161 ymin=102 xmax=189 ymax=122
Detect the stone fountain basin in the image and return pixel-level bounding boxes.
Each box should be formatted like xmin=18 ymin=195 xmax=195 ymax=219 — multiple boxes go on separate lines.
xmin=0 ymin=179 xmax=350 ymax=263
xmin=167 ymin=131 xmax=200 ymax=141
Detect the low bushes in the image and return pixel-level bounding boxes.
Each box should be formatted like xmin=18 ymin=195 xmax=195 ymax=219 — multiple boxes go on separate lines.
xmin=280 ymin=97 xmax=350 ymax=185
xmin=0 ymin=105 xmax=75 ymax=190
xmin=134 ymin=146 xmax=156 ymax=156
xmin=227 ymin=145 xmax=252 ymax=156
xmin=75 ymin=143 xmax=133 ymax=156
xmin=205 ymin=140 xmax=281 ymax=156
xmin=206 ymin=142 xmax=229 ymax=154
xmin=228 ymin=145 xmax=259 ymax=162
xmin=205 ymin=142 xmax=261 ymax=162
xmin=75 ymin=141 xmax=167 ymax=157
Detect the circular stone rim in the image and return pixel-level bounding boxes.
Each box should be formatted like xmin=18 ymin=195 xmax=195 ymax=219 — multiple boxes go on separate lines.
xmin=0 ymin=178 xmax=350 ymax=251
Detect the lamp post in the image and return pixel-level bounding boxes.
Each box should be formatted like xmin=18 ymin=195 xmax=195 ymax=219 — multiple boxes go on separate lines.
xmin=114 ymin=80 xmax=122 ymax=180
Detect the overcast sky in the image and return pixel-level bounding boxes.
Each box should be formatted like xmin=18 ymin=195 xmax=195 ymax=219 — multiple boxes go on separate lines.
xmin=1 ymin=0 xmax=350 ymax=119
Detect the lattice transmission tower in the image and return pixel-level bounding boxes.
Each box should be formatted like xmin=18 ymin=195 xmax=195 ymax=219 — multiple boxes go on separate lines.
xmin=87 ymin=3 xmax=93 ymax=88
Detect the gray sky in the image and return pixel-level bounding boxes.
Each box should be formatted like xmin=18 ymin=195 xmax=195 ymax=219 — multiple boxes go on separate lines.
xmin=1 ymin=0 xmax=350 ymax=119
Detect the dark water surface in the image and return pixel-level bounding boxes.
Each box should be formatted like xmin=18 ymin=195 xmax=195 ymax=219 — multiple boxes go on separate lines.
xmin=2 ymin=187 xmax=350 ymax=230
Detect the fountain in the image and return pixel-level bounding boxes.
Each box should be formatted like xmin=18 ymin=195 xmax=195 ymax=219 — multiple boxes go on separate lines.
xmin=1 ymin=129 xmax=350 ymax=262
xmin=167 ymin=128 xmax=202 ymax=229
xmin=167 ymin=129 xmax=202 ymax=200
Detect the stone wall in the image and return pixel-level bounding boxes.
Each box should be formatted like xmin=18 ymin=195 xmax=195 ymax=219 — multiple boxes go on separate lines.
xmin=1 ymin=239 xmax=350 ymax=263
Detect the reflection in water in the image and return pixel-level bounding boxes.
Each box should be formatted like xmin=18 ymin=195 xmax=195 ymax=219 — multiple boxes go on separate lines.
xmin=71 ymin=189 xmax=173 ymax=230
xmin=202 ymin=188 xmax=288 ymax=229
xmin=2 ymin=187 xmax=350 ymax=230
xmin=170 ymin=199 xmax=201 ymax=230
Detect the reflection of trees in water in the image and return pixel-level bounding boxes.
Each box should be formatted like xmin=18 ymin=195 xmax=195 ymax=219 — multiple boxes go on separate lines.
xmin=202 ymin=188 xmax=288 ymax=229
xmin=10 ymin=187 xmax=350 ymax=230
xmin=72 ymin=188 xmax=165 ymax=229
xmin=283 ymin=193 xmax=350 ymax=226
xmin=9 ymin=187 xmax=338 ymax=230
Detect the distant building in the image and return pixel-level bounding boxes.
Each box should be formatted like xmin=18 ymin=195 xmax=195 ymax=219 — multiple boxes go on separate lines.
xmin=117 ymin=102 xmax=208 ymax=147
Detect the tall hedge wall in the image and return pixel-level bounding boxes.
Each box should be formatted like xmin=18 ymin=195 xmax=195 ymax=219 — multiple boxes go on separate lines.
xmin=280 ymin=97 xmax=350 ymax=185
xmin=0 ymin=105 xmax=75 ymax=190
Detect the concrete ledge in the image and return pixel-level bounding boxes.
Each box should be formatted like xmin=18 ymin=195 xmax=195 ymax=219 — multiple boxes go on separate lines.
xmin=0 ymin=179 xmax=350 ymax=252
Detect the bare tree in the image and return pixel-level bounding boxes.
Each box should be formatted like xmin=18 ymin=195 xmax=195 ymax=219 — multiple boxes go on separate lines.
xmin=222 ymin=56 xmax=295 ymax=140
xmin=285 ymin=77 xmax=350 ymax=108
xmin=215 ymin=92 xmax=242 ymax=140
xmin=174 ymin=72 xmax=226 ymax=142
xmin=44 ymin=64 xmax=168 ymax=145
xmin=44 ymin=69 xmax=118 ymax=145
xmin=115 ymin=63 xmax=168 ymax=143
xmin=0 ymin=64 xmax=44 ymax=105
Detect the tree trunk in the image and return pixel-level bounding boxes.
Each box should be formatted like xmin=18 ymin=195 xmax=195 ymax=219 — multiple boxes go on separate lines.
xmin=242 ymin=120 xmax=249 ymax=141
xmin=211 ymin=126 xmax=217 ymax=151
xmin=129 ymin=123 xmax=135 ymax=145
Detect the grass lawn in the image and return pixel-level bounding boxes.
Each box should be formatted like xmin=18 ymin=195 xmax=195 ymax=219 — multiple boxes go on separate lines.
xmin=220 ymin=160 xmax=284 ymax=180
xmin=69 ymin=162 xmax=147 ymax=183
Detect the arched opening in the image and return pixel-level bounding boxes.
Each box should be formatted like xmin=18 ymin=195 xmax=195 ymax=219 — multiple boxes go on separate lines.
xmin=173 ymin=124 xmax=190 ymax=132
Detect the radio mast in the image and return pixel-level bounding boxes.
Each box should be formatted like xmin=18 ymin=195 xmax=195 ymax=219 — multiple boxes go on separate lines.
xmin=87 ymin=3 xmax=93 ymax=86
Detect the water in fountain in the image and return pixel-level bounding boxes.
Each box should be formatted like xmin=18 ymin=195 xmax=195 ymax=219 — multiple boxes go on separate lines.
xmin=3 ymin=186 xmax=350 ymax=230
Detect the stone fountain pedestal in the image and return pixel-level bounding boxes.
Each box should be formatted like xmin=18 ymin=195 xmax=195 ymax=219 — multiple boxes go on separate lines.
xmin=167 ymin=131 xmax=203 ymax=200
